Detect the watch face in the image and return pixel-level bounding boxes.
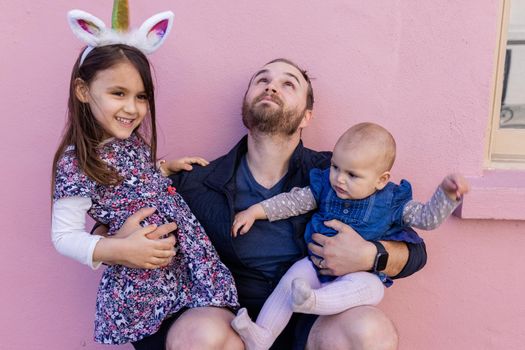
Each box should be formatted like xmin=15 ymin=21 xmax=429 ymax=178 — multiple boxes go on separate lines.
xmin=376 ymin=252 xmax=388 ymax=272
xmin=371 ymin=241 xmax=389 ymax=272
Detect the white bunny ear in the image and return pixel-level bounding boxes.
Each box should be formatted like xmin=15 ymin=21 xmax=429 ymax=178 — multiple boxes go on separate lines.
xmin=67 ymin=10 xmax=108 ymax=47
xmin=67 ymin=8 xmax=174 ymax=63
xmin=134 ymin=11 xmax=174 ymax=54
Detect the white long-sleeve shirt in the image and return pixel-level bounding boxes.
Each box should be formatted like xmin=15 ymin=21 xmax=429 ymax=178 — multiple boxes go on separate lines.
xmin=51 ymin=196 xmax=102 ymax=269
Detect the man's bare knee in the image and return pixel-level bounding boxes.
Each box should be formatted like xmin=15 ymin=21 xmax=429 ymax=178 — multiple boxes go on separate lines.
xmin=307 ymin=306 xmax=398 ymax=350
xmin=165 ymin=307 xmax=243 ymax=350
xmin=347 ymin=306 xmax=398 ymax=350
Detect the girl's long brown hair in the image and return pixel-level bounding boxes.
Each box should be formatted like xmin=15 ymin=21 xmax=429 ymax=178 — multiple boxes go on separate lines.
xmin=52 ymin=44 xmax=157 ymax=195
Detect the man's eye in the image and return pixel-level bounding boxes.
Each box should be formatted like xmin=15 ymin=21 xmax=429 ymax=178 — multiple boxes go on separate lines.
xmin=257 ymin=78 xmax=268 ymax=84
xmin=284 ymin=81 xmax=295 ymax=88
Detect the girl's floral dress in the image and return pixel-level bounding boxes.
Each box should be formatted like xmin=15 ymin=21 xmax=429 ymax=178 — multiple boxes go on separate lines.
xmin=54 ymin=134 xmax=238 ymax=344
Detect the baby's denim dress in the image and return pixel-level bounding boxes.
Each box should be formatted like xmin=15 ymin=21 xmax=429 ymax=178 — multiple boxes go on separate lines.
xmin=306 ymin=168 xmax=423 ymax=284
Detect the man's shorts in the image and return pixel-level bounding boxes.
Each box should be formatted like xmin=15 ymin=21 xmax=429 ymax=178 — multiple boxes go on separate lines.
xmin=132 ymin=308 xmax=318 ymax=350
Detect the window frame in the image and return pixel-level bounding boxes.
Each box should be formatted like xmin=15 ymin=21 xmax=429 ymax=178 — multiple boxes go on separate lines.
xmin=487 ymin=0 xmax=525 ymax=169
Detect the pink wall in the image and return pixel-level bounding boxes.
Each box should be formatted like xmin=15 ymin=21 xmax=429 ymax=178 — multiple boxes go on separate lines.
xmin=1 ymin=1 xmax=523 ymax=349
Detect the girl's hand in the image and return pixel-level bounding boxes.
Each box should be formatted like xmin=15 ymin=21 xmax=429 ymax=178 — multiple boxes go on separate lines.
xmin=157 ymin=157 xmax=209 ymax=177
xmin=118 ymin=224 xmax=177 ymax=269
xmin=106 ymin=207 xmax=178 ymax=269
xmin=441 ymin=173 xmax=470 ymax=201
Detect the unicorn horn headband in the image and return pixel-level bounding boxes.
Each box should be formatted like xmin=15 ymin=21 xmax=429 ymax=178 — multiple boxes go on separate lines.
xmin=67 ymin=0 xmax=174 ymax=65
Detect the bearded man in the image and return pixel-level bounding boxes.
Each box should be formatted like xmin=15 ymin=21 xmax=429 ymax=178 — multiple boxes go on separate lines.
xmin=131 ymin=58 xmax=427 ymax=350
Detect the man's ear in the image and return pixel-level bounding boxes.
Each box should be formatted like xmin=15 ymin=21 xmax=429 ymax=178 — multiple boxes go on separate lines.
xmin=74 ymin=78 xmax=89 ymax=103
xmin=299 ymin=109 xmax=313 ymax=129
xmin=375 ymin=171 xmax=391 ymax=190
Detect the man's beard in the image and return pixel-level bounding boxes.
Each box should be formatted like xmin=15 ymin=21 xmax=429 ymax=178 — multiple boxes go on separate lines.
xmin=242 ymin=94 xmax=306 ymax=136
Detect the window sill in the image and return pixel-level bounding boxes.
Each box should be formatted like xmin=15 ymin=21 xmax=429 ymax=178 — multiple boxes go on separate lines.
xmin=454 ymin=170 xmax=525 ymax=220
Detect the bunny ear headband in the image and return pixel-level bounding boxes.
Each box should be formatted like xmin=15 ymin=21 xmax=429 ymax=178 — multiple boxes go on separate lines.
xmin=67 ymin=0 xmax=174 ymax=65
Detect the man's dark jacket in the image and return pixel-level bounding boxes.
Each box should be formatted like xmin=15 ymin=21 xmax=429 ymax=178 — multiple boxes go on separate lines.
xmin=171 ymin=136 xmax=427 ymax=314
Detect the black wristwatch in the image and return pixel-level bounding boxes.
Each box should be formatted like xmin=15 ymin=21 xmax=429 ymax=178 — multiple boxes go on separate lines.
xmin=370 ymin=241 xmax=389 ymax=272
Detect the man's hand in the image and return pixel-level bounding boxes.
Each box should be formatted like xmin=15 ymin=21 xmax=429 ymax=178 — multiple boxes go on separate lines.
xmin=157 ymin=157 xmax=209 ymax=177
xmin=231 ymin=204 xmax=267 ymax=237
xmin=308 ymin=219 xmax=375 ymax=276
xmin=309 ymin=220 xmax=409 ymax=277
xmin=113 ymin=207 xmax=177 ymax=240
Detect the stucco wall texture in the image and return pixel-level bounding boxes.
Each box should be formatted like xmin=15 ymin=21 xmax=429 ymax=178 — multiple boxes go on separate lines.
xmin=1 ymin=1 xmax=523 ymax=349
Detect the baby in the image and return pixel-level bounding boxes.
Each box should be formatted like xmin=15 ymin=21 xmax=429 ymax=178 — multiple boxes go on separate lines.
xmin=228 ymin=122 xmax=469 ymax=350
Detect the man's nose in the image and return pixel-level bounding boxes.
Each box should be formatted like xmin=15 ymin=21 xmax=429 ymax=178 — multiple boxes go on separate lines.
xmin=265 ymin=82 xmax=277 ymax=94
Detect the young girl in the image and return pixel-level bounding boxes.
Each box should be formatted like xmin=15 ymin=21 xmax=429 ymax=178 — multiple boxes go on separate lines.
xmin=51 ymin=7 xmax=237 ymax=345
xmin=224 ymin=122 xmax=469 ymax=350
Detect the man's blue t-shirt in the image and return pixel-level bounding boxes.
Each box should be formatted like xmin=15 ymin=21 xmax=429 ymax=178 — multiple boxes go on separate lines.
xmin=231 ymin=156 xmax=302 ymax=279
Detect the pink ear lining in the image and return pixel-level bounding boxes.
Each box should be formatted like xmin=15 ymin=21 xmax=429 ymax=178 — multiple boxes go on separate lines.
xmin=147 ymin=19 xmax=169 ymax=39
xmin=77 ymin=19 xmax=101 ymax=35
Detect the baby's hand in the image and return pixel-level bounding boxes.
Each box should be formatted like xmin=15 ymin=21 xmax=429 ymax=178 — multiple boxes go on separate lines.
xmin=231 ymin=210 xmax=256 ymax=238
xmin=441 ymin=173 xmax=470 ymax=201
xmin=231 ymin=204 xmax=267 ymax=237
xmin=157 ymin=157 xmax=209 ymax=177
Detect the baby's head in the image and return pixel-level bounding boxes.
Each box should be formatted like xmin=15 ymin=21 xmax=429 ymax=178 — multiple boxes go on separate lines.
xmin=329 ymin=122 xmax=396 ymax=200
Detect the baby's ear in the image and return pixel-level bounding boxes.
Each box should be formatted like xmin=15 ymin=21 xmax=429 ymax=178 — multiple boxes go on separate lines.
xmin=135 ymin=11 xmax=174 ymax=54
xmin=67 ymin=10 xmax=107 ymax=47
xmin=375 ymin=171 xmax=391 ymax=190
